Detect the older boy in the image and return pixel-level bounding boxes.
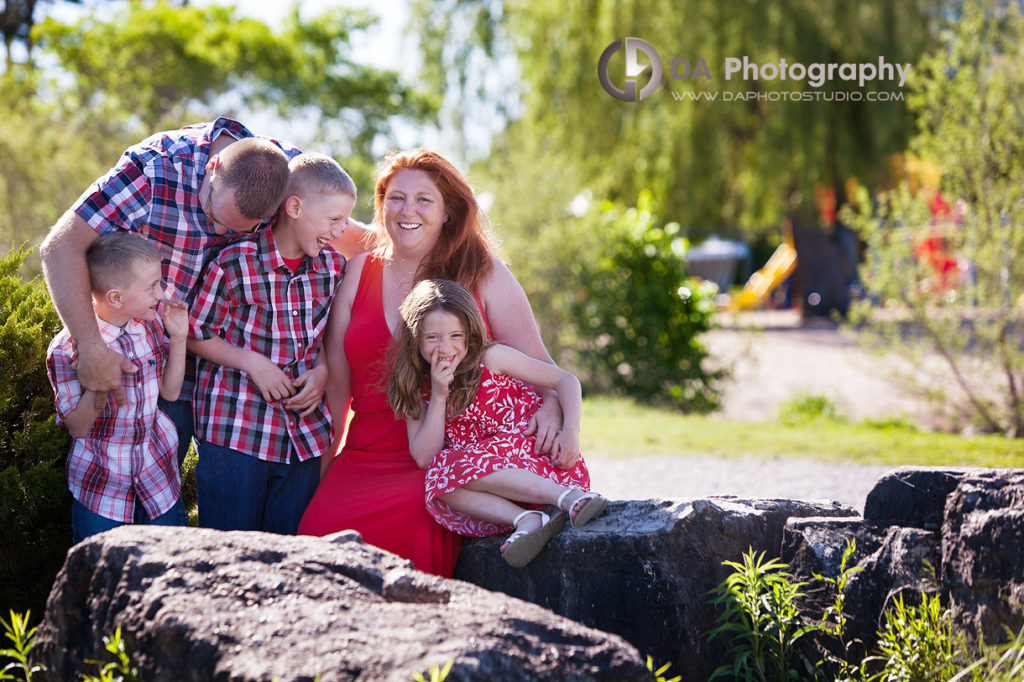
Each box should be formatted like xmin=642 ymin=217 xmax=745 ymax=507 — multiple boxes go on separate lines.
xmin=46 ymin=232 xmax=189 ymax=543
xmin=188 ymin=153 xmax=356 ymax=533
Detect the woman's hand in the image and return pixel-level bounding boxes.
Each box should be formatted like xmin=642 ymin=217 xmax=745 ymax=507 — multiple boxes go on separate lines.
xmin=525 ymin=399 xmax=563 ymax=454
xmin=549 ymin=428 xmax=580 ymax=469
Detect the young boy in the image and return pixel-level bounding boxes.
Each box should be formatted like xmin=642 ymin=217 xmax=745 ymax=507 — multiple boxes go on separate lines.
xmin=46 ymin=231 xmax=189 ymax=543
xmin=188 ymin=153 xmax=356 ymax=533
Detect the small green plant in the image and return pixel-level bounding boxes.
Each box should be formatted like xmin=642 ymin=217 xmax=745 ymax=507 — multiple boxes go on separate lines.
xmin=81 ymin=627 xmax=137 ymax=682
xmin=646 ymin=655 xmax=682 ymax=682
xmin=811 ymin=540 xmax=865 ymax=681
xmin=862 ymin=592 xmax=956 ymax=682
xmin=951 ymin=623 xmax=1024 ymax=682
xmin=0 ymin=610 xmax=44 ymax=681
xmin=778 ymin=392 xmax=844 ymax=424
xmin=412 ymin=660 xmax=452 ymax=682
xmin=707 ymin=549 xmax=814 ymax=681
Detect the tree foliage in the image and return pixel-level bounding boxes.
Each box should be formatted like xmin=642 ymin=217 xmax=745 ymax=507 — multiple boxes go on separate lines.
xmin=413 ymin=0 xmax=944 ymax=246
xmin=1 ymin=1 xmax=434 ymax=258
xmin=844 ymin=0 xmax=1024 ymax=436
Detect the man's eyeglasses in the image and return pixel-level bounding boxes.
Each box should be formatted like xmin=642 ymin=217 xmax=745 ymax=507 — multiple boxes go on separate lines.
xmin=202 ymin=178 xmax=261 ymax=234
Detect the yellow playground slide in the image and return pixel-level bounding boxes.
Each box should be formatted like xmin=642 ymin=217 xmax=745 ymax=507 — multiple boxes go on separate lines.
xmin=729 ymin=238 xmax=797 ymax=311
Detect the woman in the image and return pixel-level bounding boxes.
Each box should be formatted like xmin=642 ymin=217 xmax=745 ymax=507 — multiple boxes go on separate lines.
xmin=297 ymin=149 xmax=564 ymax=576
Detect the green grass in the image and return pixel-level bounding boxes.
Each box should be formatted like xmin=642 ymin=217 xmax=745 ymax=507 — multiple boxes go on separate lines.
xmin=581 ymin=396 xmax=1024 ymax=467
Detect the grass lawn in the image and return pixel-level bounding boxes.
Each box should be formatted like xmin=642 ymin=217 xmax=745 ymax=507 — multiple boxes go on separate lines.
xmin=581 ymin=396 xmax=1024 ymax=468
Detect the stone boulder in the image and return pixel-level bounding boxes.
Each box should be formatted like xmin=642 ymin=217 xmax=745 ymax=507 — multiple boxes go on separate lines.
xmin=454 ymin=496 xmax=858 ymax=682
xmin=864 ymin=467 xmax=978 ymax=530
xmin=942 ymin=469 xmax=1024 ymax=644
xmin=36 ymin=526 xmax=650 ymax=681
xmin=784 ymin=517 xmax=941 ymax=653
xmin=781 ymin=467 xmax=1024 ymax=661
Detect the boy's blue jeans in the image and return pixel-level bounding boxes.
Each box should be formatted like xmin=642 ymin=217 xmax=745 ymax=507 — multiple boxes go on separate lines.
xmin=158 ymin=397 xmax=194 ymax=468
xmin=71 ymin=496 xmax=187 ymax=544
xmin=196 ymin=441 xmax=320 ymax=534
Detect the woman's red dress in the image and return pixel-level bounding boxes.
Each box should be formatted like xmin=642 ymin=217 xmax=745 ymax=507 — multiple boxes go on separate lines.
xmin=297 ymin=249 xmax=461 ymax=576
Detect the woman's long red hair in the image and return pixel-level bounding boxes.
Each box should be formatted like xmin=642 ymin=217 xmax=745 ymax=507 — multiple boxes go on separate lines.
xmin=374 ymin=149 xmax=496 ymax=293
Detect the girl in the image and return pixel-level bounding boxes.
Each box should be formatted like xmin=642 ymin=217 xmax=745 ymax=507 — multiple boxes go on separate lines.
xmin=387 ymin=279 xmax=608 ymax=567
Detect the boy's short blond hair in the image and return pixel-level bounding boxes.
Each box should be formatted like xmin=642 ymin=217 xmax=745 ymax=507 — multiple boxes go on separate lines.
xmin=86 ymin=231 xmax=162 ymax=294
xmin=286 ymin=153 xmax=357 ymax=201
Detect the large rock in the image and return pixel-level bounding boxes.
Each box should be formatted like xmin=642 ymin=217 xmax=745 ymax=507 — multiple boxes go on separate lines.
xmin=36 ymin=526 xmax=649 ymax=681
xmin=782 ymin=467 xmax=1024 ymax=661
xmin=454 ymin=496 xmax=858 ymax=682
xmin=942 ymin=470 xmax=1024 ymax=645
xmin=783 ymin=517 xmax=941 ymax=654
xmin=864 ymin=467 xmax=978 ymax=530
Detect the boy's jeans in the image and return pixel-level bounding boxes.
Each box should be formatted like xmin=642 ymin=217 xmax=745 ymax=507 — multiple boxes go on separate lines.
xmin=195 ymin=441 xmax=320 ymax=534
xmin=158 ymin=397 xmax=194 ymax=468
xmin=71 ymin=496 xmax=187 ymax=544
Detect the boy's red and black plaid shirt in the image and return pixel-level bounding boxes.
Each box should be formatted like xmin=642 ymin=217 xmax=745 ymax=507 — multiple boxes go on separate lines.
xmin=189 ymin=226 xmax=344 ymax=463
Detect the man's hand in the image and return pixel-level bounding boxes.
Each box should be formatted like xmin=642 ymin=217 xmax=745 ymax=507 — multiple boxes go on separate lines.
xmin=283 ymin=363 xmax=328 ymax=417
xmin=77 ymin=342 xmax=136 ymax=408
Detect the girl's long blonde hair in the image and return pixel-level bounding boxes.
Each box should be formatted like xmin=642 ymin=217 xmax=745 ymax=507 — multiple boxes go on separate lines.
xmin=386 ymin=279 xmax=489 ymax=420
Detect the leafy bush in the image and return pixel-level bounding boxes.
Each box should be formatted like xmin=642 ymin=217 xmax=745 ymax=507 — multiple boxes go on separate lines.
xmin=842 ymin=0 xmax=1024 ymax=437
xmin=0 ymin=247 xmax=72 ymax=618
xmin=566 ymin=193 xmax=724 ymax=411
xmin=778 ymin=392 xmax=845 ymax=424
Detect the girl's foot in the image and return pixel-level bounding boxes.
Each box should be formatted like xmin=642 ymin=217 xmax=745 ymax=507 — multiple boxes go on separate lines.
xmin=557 ymin=487 xmax=608 ymax=528
xmin=500 ymin=509 xmax=566 ymax=567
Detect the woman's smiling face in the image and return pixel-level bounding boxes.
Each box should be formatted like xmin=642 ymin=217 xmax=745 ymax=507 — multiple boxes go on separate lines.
xmin=382 ymin=169 xmax=447 ymax=257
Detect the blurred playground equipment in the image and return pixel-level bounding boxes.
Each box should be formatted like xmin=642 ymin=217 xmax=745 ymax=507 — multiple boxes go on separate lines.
xmin=684 ymin=236 xmax=750 ymax=292
xmin=728 ymin=233 xmax=797 ymax=311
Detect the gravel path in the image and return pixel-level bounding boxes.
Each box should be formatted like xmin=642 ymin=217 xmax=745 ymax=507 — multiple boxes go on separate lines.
xmin=585 ymin=454 xmax=894 ymax=513
xmin=586 ymin=310 xmax=921 ymax=513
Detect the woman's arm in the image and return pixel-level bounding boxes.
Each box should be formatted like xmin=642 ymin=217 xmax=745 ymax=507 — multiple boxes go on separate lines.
xmin=478 ymin=258 xmax=564 ymax=452
xmin=482 ymin=344 xmax=582 ymax=468
xmin=318 ymin=254 xmax=364 ymax=476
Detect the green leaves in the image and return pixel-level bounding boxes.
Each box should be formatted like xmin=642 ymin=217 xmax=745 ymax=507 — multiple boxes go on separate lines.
xmin=0 ymin=610 xmax=44 ymax=682
xmin=708 ymin=550 xmax=812 ymax=682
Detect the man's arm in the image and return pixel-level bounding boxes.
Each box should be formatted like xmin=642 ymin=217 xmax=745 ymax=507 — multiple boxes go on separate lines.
xmin=40 ymin=211 xmax=136 ymax=407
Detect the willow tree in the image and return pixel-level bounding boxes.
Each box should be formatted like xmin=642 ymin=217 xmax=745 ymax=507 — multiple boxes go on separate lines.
xmin=413 ymin=0 xmax=944 ymax=246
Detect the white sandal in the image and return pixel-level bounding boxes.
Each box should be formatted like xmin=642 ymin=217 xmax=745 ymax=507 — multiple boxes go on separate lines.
xmin=501 ymin=509 xmax=566 ymax=567
xmin=557 ymin=486 xmax=608 ymax=528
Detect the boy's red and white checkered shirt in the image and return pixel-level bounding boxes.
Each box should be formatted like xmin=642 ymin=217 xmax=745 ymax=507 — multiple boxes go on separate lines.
xmin=46 ymin=316 xmax=181 ymax=523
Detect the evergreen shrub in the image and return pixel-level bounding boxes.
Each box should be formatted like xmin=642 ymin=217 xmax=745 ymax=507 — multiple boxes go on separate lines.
xmin=0 ymin=246 xmax=72 ymax=618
